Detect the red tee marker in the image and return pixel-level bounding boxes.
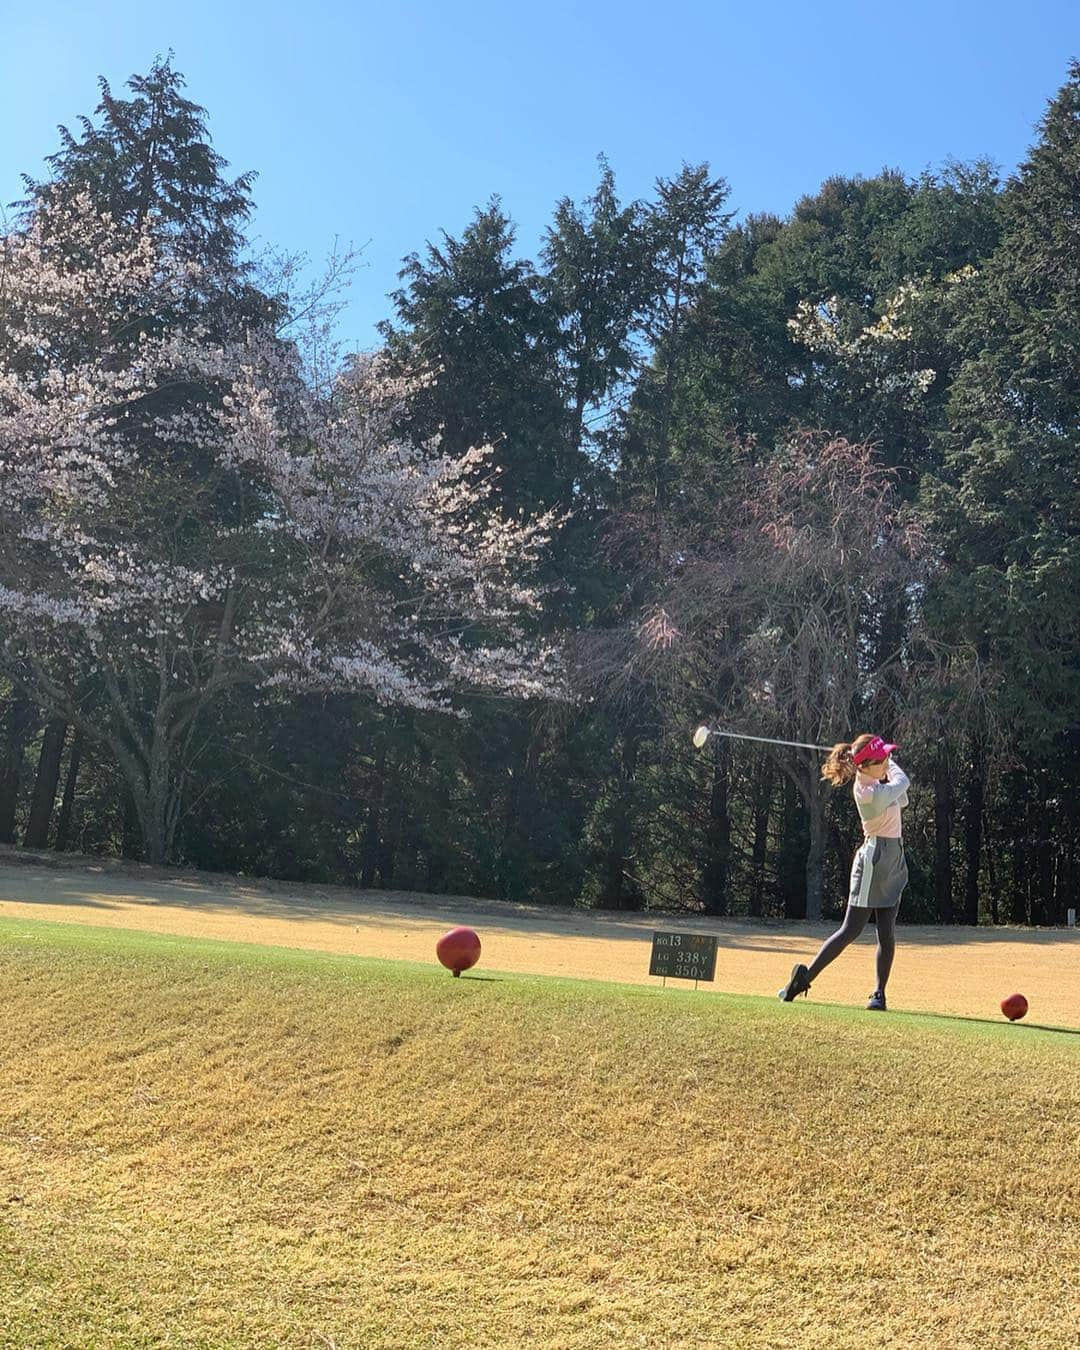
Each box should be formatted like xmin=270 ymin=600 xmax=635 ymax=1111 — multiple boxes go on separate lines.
xmin=436 ymin=926 xmax=481 ymax=977
xmin=1000 ymin=992 xmax=1028 ymax=1022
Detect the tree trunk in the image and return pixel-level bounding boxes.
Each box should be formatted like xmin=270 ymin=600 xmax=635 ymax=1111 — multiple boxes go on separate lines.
xmin=748 ymin=755 xmax=772 ymax=918
xmin=962 ymin=737 xmax=984 ymax=924
xmin=109 ymin=725 xmax=184 ymax=866
xmin=984 ymin=832 xmax=1000 ymax=926
xmin=378 ymin=792 xmax=402 ymax=887
xmin=0 ymin=695 xmax=35 ymax=844
xmin=54 ymin=726 xmax=83 ymax=852
xmin=373 ymin=743 xmax=403 ymax=888
xmin=425 ymin=846 xmax=447 ymax=895
xmin=360 ymin=743 xmax=387 ymax=888
xmin=1025 ymin=799 xmax=1037 ymax=924
xmin=700 ymin=740 xmax=730 ymax=914
xmin=598 ymin=733 xmax=640 ymax=910
xmin=24 ymin=719 xmax=68 ymax=848
xmin=1008 ymin=799 xmax=1029 ymax=925
xmin=1063 ymin=775 xmax=1079 ymax=922
xmin=1064 ymin=838 xmax=1078 ymax=924
xmin=778 ymin=775 xmax=807 ymax=919
xmin=121 ymin=789 xmax=141 ymax=858
xmin=934 ymin=742 xmax=954 ymax=923
xmin=804 ymin=776 xmax=827 ymax=921
xmin=124 ymin=748 xmax=179 ymax=865
xmin=498 ymin=717 xmax=530 ymax=901
xmin=1033 ymin=787 xmax=1053 ymax=926
xmin=138 ymin=767 xmax=182 ymax=865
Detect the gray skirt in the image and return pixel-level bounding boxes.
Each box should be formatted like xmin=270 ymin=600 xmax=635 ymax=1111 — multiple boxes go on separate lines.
xmin=849 ymin=837 xmax=908 ymax=909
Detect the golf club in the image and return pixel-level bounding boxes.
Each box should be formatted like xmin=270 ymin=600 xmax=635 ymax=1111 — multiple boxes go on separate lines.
xmin=692 ymin=724 xmax=836 ymax=752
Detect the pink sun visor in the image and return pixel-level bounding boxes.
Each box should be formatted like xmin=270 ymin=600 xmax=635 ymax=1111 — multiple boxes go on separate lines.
xmin=852 ymin=736 xmax=897 ymax=766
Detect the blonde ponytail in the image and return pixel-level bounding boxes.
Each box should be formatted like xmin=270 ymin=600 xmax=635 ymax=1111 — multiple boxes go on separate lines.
xmin=821 ymin=742 xmax=856 ymax=787
xmin=820 ymin=734 xmax=879 ymax=787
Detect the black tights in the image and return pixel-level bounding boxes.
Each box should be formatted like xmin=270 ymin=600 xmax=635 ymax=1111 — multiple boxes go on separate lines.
xmin=806 ymin=904 xmax=897 ymax=993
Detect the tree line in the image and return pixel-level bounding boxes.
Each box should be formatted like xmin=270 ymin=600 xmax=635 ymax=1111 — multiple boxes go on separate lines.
xmin=2 ymin=57 xmax=1077 ymax=925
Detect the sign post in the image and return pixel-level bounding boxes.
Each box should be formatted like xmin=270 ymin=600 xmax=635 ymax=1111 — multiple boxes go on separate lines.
xmin=649 ymin=931 xmax=718 ymax=988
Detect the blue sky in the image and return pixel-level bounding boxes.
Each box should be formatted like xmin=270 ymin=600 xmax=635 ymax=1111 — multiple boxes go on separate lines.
xmin=2 ymin=1 xmax=1076 ymax=352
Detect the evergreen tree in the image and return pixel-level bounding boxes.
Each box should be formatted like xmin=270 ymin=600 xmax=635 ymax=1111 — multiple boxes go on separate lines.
xmin=20 ymin=55 xmax=277 ymax=344
xmin=931 ymin=64 xmax=1080 ymax=728
xmin=619 ymin=164 xmax=733 ymax=507
xmin=919 ymin=63 xmax=1080 ymax=923
xmin=380 ymin=202 xmax=569 ymax=515
xmin=378 ymin=199 xmax=616 ymax=905
xmin=577 ymin=165 xmax=732 ymax=908
xmin=682 ymin=167 xmax=1002 ymax=485
xmin=541 ymin=157 xmax=652 ymax=464
xmin=22 ymin=56 xmax=255 ymax=277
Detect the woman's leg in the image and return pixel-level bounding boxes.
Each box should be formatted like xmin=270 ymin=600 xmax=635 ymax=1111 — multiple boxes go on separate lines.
xmin=806 ymin=904 xmax=871 ymax=981
xmin=874 ymin=904 xmax=898 ymax=992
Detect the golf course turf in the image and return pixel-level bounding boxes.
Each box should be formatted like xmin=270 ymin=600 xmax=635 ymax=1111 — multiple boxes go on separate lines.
xmin=2 ymin=918 xmax=1078 ymax=1347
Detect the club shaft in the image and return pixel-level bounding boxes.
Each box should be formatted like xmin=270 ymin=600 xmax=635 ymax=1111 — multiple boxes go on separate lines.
xmin=704 ymin=727 xmax=834 ymax=753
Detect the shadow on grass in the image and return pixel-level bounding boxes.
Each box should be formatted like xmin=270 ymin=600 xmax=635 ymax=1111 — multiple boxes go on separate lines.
xmin=888 ymin=1006 xmax=1080 ymax=1039
xmin=2 ymin=848 xmax=1078 ymax=955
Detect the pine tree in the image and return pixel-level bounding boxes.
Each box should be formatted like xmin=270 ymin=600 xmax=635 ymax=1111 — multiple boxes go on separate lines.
xmin=920 ymin=62 xmax=1080 ymax=923
xmin=378 ymin=202 xmax=600 ymax=904
xmin=22 ymin=55 xmax=254 ymax=276
xmin=379 ymin=201 xmax=569 ymax=516
xmin=620 ymin=164 xmax=732 ymax=508
xmin=926 ymin=63 xmax=1080 ymax=742
xmin=20 ymin=55 xmax=275 ymax=341
xmin=541 ymin=157 xmax=652 ymax=464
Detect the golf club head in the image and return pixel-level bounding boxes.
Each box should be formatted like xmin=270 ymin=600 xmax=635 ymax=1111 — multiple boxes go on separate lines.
xmin=692 ymin=725 xmax=710 ymax=749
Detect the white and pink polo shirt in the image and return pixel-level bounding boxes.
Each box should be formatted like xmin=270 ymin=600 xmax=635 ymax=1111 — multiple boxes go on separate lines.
xmin=853 ymin=761 xmax=909 ymax=839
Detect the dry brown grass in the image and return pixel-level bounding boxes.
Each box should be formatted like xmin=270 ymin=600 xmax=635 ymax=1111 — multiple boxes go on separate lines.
xmin=1 ymin=920 xmax=1078 ymax=1349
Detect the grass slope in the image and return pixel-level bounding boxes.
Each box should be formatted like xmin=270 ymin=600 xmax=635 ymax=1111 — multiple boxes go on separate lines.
xmin=1 ymin=918 xmax=1078 ymax=1349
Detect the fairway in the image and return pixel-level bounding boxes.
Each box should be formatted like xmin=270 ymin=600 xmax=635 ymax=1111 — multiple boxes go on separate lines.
xmin=1 ymin=917 xmax=1079 ymax=1348
xmin=1 ymin=855 xmax=1078 ymax=1030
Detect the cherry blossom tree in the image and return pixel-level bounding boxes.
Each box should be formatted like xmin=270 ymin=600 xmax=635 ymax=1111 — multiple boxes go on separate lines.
xmin=0 ymin=192 xmax=563 ymax=862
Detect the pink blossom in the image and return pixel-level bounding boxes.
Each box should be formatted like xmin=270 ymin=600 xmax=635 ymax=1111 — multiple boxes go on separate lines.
xmin=1 ymin=191 xmax=566 ymax=723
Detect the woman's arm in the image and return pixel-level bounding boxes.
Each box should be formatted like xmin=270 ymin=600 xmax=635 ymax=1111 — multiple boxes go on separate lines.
xmin=888 ymin=760 xmax=910 ymax=809
xmin=854 ymin=761 xmax=911 ymax=817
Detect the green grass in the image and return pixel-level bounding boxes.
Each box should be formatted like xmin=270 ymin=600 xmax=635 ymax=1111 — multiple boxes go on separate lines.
xmin=1 ymin=917 xmax=1077 ymax=1349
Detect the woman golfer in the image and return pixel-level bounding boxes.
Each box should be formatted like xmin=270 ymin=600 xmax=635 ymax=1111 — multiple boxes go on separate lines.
xmin=778 ymin=734 xmax=910 ymax=1010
